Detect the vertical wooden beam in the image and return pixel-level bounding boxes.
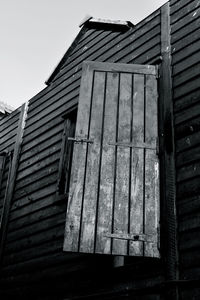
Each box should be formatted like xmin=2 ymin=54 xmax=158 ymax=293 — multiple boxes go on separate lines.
xmin=0 ymin=102 xmax=28 ymax=264
xmin=160 ymin=3 xmax=179 ymax=299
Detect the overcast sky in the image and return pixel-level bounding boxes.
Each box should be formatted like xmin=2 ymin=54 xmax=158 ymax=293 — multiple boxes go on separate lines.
xmin=0 ymin=0 xmax=167 ymax=108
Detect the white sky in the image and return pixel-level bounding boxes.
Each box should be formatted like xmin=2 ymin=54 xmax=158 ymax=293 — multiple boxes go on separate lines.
xmin=0 ymin=0 xmax=167 ymax=108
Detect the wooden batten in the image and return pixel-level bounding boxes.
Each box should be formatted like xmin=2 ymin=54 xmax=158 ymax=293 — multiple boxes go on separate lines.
xmin=0 ymin=103 xmax=28 ymax=264
xmin=160 ymin=2 xmax=179 ymax=299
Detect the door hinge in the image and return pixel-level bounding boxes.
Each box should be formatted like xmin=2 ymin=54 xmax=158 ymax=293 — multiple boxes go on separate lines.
xmin=104 ymin=233 xmax=156 ymax=243
xmin=68 ymin=137 xmax=93 ymax=144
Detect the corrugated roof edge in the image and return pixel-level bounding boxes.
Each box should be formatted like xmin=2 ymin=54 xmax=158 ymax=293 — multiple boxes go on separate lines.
xmin=45 ymin=17 xmax=134 ymax=85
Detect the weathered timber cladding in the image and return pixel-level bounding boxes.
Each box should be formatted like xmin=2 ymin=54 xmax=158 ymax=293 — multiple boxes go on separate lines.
xmin=1 ymin=0 xmax=200 ymax=299
xmin=0 ymin=8 xmax=164 ymax=300
xmin=170 ymin=0 xmax=200 ymax=297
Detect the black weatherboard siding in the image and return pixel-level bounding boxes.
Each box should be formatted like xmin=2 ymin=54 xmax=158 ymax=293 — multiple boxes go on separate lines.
xmin=0 ymin=0 xmax=199 ymax=299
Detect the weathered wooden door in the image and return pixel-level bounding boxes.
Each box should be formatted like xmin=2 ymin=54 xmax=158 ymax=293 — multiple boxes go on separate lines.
xmin=63 ymin=61 xmax=159 ymax=258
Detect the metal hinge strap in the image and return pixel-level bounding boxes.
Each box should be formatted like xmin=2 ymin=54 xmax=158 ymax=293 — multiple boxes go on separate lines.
xmin=68 ymin=137 xmax=93 ymax=144
xmin=104 ymin=233 xmax=156 ymax=243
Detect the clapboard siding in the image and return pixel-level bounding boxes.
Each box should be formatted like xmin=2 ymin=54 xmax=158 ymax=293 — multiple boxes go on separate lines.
xmin=0 ymin=108 xmax=21 ymax=222
xmin=171 ymin=0 xmax=200 ymax=290
xmin=0 ymin=7 xmax=164 ymax=299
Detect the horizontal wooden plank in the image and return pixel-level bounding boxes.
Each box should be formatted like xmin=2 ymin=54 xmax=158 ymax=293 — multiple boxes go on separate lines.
xmin=8 ymin=203 xmax=66 ymax=232
xmin=171 ymin=17 xmax=200 ymax=44
xmin=11 ymin=185 xmax=56 ymax=211
xmin=26 ymin=78 xmax=80 ymax=121
xmin=176 ymin=145 xmax=200 ymax=168
xmin=0 ymin=108 xmax=20 ymax=127
xmin=175 ymin=116 xmax=200 ymax=140
xmin=0 ymin=139 xmax=16 ymax=153
xmin=177 ymin=162 xmax=200 ymax=183
xmin=173 ymin=77 xmax=200 ymax=100
xmin=170 ymin=0 xmax=192 ymax=14
xmin=177 ymin=195 xmax=200 ymax=216
xmin=3 ymin=239 xmax=64 ymax=266
xmin=175 ymin=102 xmax=200 ymax=125
xmin=20 ymin=131 xmax=62 ymax=163
xmin=5 ymin=224 xmax=64 ymax=253
xmin=174 ymin=88 xmax=200 ymax=112
xmin=173 ymin=62 xmax=200 ymax=88
xmin=173 ymin=51 xmax=200 ymax=76
xmin=176 ymin=131 xmax=200 ymax=153
xmin=171 ymin=5 xmax=200 ymax=34
xmin=2 ymin=252 xmax=80 ymax=276
xmin=172 ymin=29 xmax=200 ymax=62
xmin=24 ymin=95 xmax=78 ymax=135
xmin=21 ymin=124 xmax=63 ymax=154
xmin=13 ymin=173 xmax=57 ymax=201
xmin=179 ymin=214 xmax=200 ymax=232
xmin=0 ymin=130 xmax=17 ymax=147
xmin=179 ymin=230 xmax=200 ymax=251
xmin=16 ymin=151 xmax=60 ymax=181
xmin=7 ymin=212 xmax=66 ymax=243
xmin=177 ymin=176 xmax=200 ymax=199
xmin=18 ymin=142 xmax=61 ymax=172
xmin=170 ymin=1 xmax=200 ymax=24
xmin=15 ymin=162 xmax=58 ymax=191
xmin=113 ymin=32 xmax=160 ymax=64
xmin=0 ymin=119 xmax=19 ymax=138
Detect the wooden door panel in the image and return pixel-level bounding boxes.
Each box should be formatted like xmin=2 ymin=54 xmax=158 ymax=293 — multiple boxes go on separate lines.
xmin=64 ymin=61 xmax=159 ymax=258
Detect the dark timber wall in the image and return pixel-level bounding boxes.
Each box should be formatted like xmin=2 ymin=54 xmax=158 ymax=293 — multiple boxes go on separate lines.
xmin=0 ymin=0 xmax=200 ymax=299
xmin=0 ymin=8 xmax=164 ymax=300
xmin=170 ymin=0 xmax=200 ymax=299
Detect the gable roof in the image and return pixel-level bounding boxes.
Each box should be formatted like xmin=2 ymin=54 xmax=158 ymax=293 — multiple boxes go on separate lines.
xmin=45 ymin=17 xmax=134 ymax=85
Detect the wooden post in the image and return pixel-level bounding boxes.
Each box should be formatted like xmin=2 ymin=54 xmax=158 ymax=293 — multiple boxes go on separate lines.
xmin=160 ymin=3 xmax=179 ymax=299
xmin=0 ymin=102 xmax=28 ymax=264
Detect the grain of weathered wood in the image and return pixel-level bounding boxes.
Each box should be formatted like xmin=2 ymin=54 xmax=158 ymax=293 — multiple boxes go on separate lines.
xmin=95 ymin=72 xmax=118 ymax=254
xmin=63 ymin=62 xmax=94 ymax=252
xmin=79 ymin=71 xmax=105 ymax=253
xmin=145 ymin=150 xmax=159 ymax=257
xmin=113 ymin=73 xmax=132 ymax=256
xmin=64 ymin=61 xmax=159 ymax=257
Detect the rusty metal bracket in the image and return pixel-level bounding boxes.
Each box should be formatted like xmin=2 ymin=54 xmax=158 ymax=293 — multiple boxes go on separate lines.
xmin=68 ymin=137 xmax=93 ymax=144
xmin=104 ymin=233 xmax=156 ymax=243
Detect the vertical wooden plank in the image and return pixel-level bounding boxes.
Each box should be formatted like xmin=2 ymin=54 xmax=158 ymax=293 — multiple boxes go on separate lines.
xmin=145 ymin=75 xmax=158 ymax=148
xmin=144 ymin=150 xmax=159 ymax=257
xmin=160 ymin=3 xmax=179 ymax=299
xmin=129 ymin=74 xmax=145 ymax=256
xmin=95 ymin=72 xmax=119 ymax=254
xmin=0 ymin=103 xmax=28 ymax=263
xmin=79 ymin=71 xmax=105 ymax=253
xmin=113 ymin=73 xmax=132 ymax=256
xmin=144 ymin=74 xmax=159 ymax=258
xmin=63 ymin=63 xmax=94 ymax=252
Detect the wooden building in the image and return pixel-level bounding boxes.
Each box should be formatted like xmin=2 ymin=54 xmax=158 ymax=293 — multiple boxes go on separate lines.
xmin=0 ymin=0 xmax=200 ymax=298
